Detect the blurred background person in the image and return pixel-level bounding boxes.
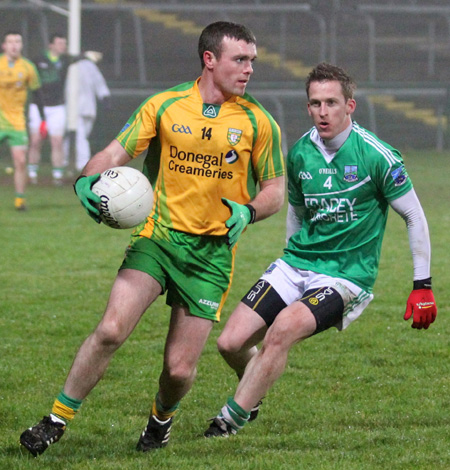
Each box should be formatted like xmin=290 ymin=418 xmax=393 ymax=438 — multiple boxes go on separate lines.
xmin=0 ymin=31 xmax=43 ymax=210
xmin=27 ymin=33 xmax=70 ymax=185
xmin=64 ymin=51 xmax=111 ymax=171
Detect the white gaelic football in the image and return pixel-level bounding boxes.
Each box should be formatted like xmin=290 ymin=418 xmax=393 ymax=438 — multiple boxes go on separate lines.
xmin=92 ymin=167 xmax=153 ymax=229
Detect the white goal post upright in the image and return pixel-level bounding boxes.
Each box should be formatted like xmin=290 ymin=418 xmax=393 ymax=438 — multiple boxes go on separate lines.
xmin=66 ymin=0 xmax=81 ymax=173
xmin=67 ymin=0 xmax=81 ymax=133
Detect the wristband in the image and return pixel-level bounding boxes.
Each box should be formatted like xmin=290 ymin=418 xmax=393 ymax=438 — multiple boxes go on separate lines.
xmin=413 ymin=277 xmax=432 ymax=290
xmin=244 ymin=204 xmax=256 ymax=224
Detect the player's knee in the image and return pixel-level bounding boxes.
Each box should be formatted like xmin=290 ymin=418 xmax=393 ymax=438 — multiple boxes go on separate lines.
xmin=164 ymin=360 xmax=196 ymax=385
xmin=262 ymin=326 xmax=290 ymax=352
xmin=217 ymin=331 xmax=243 ymax=357
xmin=94 ymin=320 xmax=126 ymax=349
xmin=13 ymin=154 xmax=26 ymax=167
xmin=216 ymin=333 xmax=233 ymax=356
xmin=264 ymin=306 xmax=314 ymax=350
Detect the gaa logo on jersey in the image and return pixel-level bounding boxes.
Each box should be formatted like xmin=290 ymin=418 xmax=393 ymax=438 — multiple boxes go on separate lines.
xmin=299 ymin=171 xmax=312 ymax=180
xmin=343 ymin=165 xmax=358 ymax=182
xmin=225 ymin=150 xmax=239 ymax=164
xmin=172 ymin=124 xmax=192 ymax=134
xmin=227 ymin=128 xmax=242 ymax=146
xmin=391 ymin=165 xmax=408 ymax=186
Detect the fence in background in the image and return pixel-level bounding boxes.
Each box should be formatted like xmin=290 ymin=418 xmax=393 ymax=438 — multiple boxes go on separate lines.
xmin=1 ymin=1 xmax=449 ymax=150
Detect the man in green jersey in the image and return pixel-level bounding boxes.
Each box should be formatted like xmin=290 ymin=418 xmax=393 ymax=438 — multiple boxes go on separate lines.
xmin=20 ymin=21 xmax=284 ymax=456
xmin=27 ymin=34 xmax=103 ymax=184
xmin=204 ymin=62 xmax=437 ymax=438
xmin=27 ymin=33 xmax=70 ymax=185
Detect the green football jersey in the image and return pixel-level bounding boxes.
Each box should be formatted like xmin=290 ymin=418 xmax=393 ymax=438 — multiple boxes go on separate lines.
xmin=283 ymin=122 xmax=413 ymax=292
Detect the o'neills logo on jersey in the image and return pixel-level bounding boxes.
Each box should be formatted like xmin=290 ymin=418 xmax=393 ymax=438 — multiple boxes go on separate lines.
xmin=169 ymin=145 xmax=234 ymax=180
xmin=203 ymin=104 xmax=219 ymax=118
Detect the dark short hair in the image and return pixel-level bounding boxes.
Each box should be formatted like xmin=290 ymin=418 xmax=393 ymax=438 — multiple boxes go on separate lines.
xmin=305 ymin=62 xmax=356 ymax=101
xmin=3 ymin=31 xmax=22 ymax=42
xmin=49 ymin=33 xmax=66 ymax=44
xmin=198 ymin=21 xmax=256 ymax=69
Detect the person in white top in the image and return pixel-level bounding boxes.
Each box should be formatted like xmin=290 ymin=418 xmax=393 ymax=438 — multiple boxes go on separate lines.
xmin=65 ymin=52 xmax=111 ymax=171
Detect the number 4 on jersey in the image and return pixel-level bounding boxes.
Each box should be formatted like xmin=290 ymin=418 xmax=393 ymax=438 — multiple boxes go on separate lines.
xmin=323 ymin=176 xmax=333 ymax=189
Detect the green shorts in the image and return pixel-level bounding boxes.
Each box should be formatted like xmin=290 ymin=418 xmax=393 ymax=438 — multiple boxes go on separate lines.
xmin=120 ymin=230 xmax=235 ymax=322
xmin=0 ymin=129 xmax=28 ymax=148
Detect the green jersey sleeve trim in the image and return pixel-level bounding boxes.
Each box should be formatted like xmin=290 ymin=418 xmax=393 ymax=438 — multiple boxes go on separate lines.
xmin=239 ymin=93 xmax=284 ymax=181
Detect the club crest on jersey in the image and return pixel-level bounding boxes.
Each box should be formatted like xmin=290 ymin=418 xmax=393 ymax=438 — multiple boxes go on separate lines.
xmin=391 ymin=165 xmax=408 ymax=186
xmin=225 ymin=150 xmax=239 ymax=164
xmin=227 ymin=128 xmax=242 ymax=146
xmin=343 ymin=165 xmax=358 ymax=182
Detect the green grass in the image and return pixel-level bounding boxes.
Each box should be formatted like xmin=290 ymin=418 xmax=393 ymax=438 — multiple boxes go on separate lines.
xmin=0 ymin=151 xmax=449 ymax=469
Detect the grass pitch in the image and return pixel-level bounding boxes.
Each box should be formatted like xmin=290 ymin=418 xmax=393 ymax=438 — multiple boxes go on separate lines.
xmin=0 ymin=151 xmax=448 ymax=469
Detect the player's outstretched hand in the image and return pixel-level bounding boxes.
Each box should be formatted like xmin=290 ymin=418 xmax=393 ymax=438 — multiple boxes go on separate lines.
xmin=222 ymin=198 xmax=253 ymax=250
xmin=74 ymin=174 xmax=102 ymax=223
xmin=404 ymin=278 xmax=437 ymax=329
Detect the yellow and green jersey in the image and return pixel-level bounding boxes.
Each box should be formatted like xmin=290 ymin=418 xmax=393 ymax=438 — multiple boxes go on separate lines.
xmin=116 ymin=79 xmax=285 ymax=237
xmin=0 ymin=54 xmax=40 ymax=131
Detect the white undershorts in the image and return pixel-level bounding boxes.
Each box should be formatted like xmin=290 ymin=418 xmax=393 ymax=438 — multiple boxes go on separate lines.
xmin=261 ymin=258 xmax=374 ymax=330
xmin=28 ymin=103 xmax=66 ymax=136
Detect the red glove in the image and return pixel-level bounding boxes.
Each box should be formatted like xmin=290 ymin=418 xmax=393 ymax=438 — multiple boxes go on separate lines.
xmin=404 ymin=278 xmax=437 ymax=329
xmin=39 ymin=120 xmax=48 ymax=138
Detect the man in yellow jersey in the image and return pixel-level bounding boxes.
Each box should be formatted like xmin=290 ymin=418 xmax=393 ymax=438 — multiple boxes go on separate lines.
xmin=0 ymin=31 xmax=43 ymax=210
xmin=20 ymin=21 xmax=285 ymax=456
